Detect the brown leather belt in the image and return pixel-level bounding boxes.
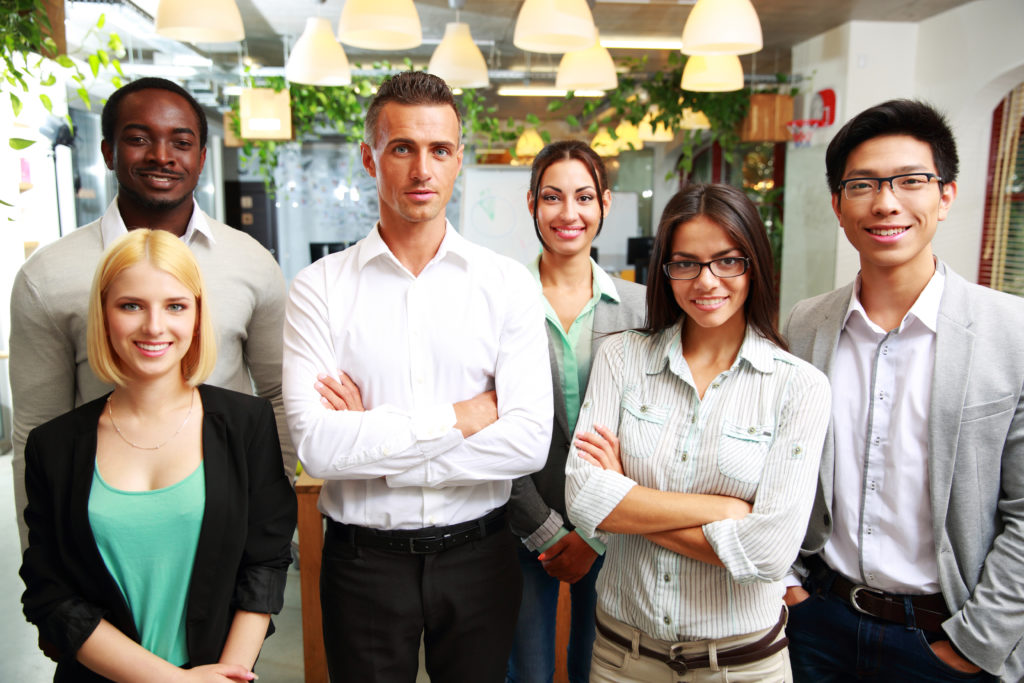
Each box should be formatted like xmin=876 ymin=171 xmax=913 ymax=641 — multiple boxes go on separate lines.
xmin=595 ymin=608 xmax=788 ymax=674
xmin=830 ymin=573 xmax=950 ymax=632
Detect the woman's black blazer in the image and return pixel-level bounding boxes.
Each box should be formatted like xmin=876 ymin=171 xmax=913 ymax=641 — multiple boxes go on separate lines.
xmin=20 ymin=384 xmax=298 ymax=682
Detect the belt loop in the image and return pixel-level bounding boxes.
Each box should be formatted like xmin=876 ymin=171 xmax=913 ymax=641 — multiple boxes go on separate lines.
xmin=708 ymin=640 xmax=719 ymax=671
xmin=478 ymin=517 xmax=487 ymax=538
xmin=903 ymin=595 xmax=917 ymax=631
xmin=630 ymin=628 xmax=642 ymax=660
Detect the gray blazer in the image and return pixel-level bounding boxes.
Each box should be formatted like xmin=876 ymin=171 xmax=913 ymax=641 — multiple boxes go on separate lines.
xmin=508 ymin=278 xmax=647 ymax=549
xmin=783 ymin=262 xmax=1024 ymax=679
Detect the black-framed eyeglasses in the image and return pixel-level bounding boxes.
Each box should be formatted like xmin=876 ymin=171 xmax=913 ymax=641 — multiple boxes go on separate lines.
xmin=662 ymin=256 xmax=750 ymax=281
xmin=839 ymin=172 xmax=943 ymax=201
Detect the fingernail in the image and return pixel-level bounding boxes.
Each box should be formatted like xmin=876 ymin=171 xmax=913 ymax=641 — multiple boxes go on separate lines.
xmin=317 ymin=373 xmax=327 ymax=380
xmin=537 ymin=554 xmax=547 ymax=561
xmin=315 ymin=381 xmax=325 ymax=389
xmin=321 ymin=397 xmax=329 ymax=405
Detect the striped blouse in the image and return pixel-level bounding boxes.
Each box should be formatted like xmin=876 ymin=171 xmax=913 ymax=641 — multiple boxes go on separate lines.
xmin=565 ymin=323 xmax=830 ymax=640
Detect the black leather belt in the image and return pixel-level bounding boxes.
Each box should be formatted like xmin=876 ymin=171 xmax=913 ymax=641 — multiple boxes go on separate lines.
xmin=595 ymin=608 xmax=788 ymax=674
xmin=326 ymin=506 xmax=507 ymax=554
xmin=830 ymin=572 xmax=950 ymax=632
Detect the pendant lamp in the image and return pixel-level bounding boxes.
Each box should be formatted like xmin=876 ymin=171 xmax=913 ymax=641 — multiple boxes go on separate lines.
xmin=514 ymin=0 xmax=597 ymax=54
xmin=614 ymin=121 xmax=643 ymax=151
xmin=681 ymin=55 xmax=744 ymax=92
xmin=286 ymin=17 xmax=352 ymax=86
xmin=515 ymin=128 xmax=545 ymax=158
xmin=155 ymin=0 xmax=244 ymax=43
xmin=240 ymin=88 xmax=292 ymax=140
xmin=428 ymin=22 xmax=489 ymax=88
xmin=638 ymin=107 xmax=674 ymax=142
xmin=679 ymin=108 xmax=712 ymax=130
xmin=555 ymin=36 xmax=617 ymax=92
xmin=337 ymin=0 xmax=422 ymax=51
xmin=680 ymin=0 xmax=762 ymax=55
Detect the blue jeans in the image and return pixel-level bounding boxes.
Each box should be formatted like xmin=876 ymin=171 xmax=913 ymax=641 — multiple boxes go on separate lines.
xmin=787 ymin=585 xmax=995 ymax=682
xmin=505 ymin=544 xmax=604 ymax=683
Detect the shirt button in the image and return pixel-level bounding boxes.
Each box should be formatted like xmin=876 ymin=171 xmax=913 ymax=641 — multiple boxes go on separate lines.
xmin=681 ymin=452 xmax=688 ymax=461
xmin=640 ymin=405 xmax=648 ymax=413
xmin=663 ymin=616 xmax=671 ymax=625
xmin=878 ymin=391 xmax=885 ymax=400
xmin=792 ymin=446 xmax=802 ymax=455
xmin=748 ymin=426 xmax=756 ymax=434
xmin=663 ymin=573 xmax=671 ymax=582
xmin=711 ymin=382 xmax=720 ymax=389
xmin=690 ymin=415 xmax=696 ymax=424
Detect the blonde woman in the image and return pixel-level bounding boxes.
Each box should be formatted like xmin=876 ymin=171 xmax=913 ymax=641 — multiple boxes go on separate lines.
xmin=20 ymin=229 xmax=296 ymax=683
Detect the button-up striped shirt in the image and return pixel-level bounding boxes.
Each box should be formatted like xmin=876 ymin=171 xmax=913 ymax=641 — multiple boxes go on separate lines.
xmin=565 ymin=323 xmax=830 ymax=640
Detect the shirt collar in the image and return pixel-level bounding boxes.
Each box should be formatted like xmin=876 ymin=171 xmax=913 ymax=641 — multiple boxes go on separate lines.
xmin=356 ymin=220 xmax=468 ymax=272
xmin=527 ymin=255 xmax=621 ymax=303
xmin=646 ymin=321 xmax=777 ymax=377
xmin=99 ymin=196 xmax=214 ymax=249
xmin=844 ymin=265 xmax=946 ymax=334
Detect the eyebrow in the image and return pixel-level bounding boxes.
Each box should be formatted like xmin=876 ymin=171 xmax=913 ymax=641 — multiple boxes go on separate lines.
xmin=843 ymin=164 xmax=931 ymax=178
xmin=120 ymin=123 xmax=197 ymax=138
xmin=540 ymin=184 xmax=596 ymax=194
xmin=387 ymin=137 xmax=457 ymax=148
xmin=670 ymin=247 xmax=743 ymax=259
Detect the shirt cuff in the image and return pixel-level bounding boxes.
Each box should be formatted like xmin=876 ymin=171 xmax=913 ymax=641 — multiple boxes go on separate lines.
xmin=783 ymin=571 xmax=803 ymax=589
xmin=523 ymin=510 xmax=565 ymax=551
xmin=703 ymin=518 xmax=759 ymax=584
xmin=537 ymin=527 xmax=570 ymax=553
xmin=576 ymin=529 xmax=607 ymax=555
xmin=567 ymin=469 xmax=636 ymax=538
xmin=411 ymin=403 xmax=457 ymax=441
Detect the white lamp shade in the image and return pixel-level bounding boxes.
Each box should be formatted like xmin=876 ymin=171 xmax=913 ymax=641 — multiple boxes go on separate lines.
xmin=590 ymin=127 xmax=620 ymax=157
xmin=681 ymin=55 xmax=744 ymax=92
xmin=555 ymin=39 xmax=617 ymax=91
xmin=155 ymin=0 xmax=244 ymax=43
xmin=239 ymin=88 xmax=293 ymax=140
xmin=638 ymin=108 xmax=674 ymax=141
xmin=286 ymin=18 xmax=352 ymax=86
xmin=679 ymin=107 xmax=711 ymax=130
xmin=515 ymin=128 xmax=545 ymax=158
xmin=337 ymin=0 xmax=422 ymax=50
xmin=614 ymin=121 xmax=643 ymax=151
xmin=428 ymin=23 xmax=489 ymax=89
xmin=681 ymin=0 xmax=762 ymax=55
xmin=514 ymin=0 xmax=597 ymax=54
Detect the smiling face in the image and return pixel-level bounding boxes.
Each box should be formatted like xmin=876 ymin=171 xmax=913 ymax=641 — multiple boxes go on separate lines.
xmin=101 ymin=89 xmax=206 ymax=229
xmin=833 ymin=134 xmax=956 ymax=278
xmin=529 ymin=158 xmax=610 ymax=259
xmin=360 ymin=103 xmax=463 ymax=234
xmin=667 ymin=215 xmax=749 ymax=338
xmin=104 ymin=261 xmax=197 ymax=384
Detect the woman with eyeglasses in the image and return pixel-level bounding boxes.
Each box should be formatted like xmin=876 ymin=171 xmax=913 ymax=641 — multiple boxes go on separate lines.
xmin=20 ymin=229 xmax=296 ymax=683
xmin=565 ymin=183 xmax=831 ymax=682
xmin=506 ymin=140 xmax=646 ymax=683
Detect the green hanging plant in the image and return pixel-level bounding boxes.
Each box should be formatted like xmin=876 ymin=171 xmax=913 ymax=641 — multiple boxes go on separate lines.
xmin=2 ymin=0 xmax=124 ymax=149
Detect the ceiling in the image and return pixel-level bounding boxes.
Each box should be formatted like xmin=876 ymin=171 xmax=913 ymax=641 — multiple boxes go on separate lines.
xmin=66 ymin=0 xmax=976 ymax=124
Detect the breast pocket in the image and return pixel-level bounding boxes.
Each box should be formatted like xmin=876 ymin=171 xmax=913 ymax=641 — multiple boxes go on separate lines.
xmin=718 ymin=421 xmax=773 ymax=483
xmin=619 ymin=391 xmax=668 ymax=459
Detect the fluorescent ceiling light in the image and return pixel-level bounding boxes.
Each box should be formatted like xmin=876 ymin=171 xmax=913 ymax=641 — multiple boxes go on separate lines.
xmin=497 ymin=86 xmax=605 ymax=97
xmin=601 ymin=36 xmax=683 ymax=50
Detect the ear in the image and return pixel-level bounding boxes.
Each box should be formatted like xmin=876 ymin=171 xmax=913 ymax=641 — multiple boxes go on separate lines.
xmin=831 ymin=192 xmax=842 ymax=225
xmin=101 ymin=139 xmax=115 ymax=171
xmin=937 ymin=180 xmax=957 ymax=222
xmin=360 ymin=142 xmax=377 ymax=178
xmin=197 ymin=146 xmax=207 ymax=175
xmin=602 ymin=188 xmax=612 ymax=214
xmin=455 ymin=143 xmax=465 ymax=172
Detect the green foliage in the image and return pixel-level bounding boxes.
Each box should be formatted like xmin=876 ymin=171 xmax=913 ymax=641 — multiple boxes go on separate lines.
xmin=2 ymin=1 xmax=124 ymax=146
xmin=235 ymin=65 xmax=528 ymax=190
xmin=554 ymin=52 xmax=753 ymax=174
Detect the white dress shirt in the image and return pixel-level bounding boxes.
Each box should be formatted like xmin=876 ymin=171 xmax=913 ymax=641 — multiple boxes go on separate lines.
xmin=283 ymin=221 xmax=553 ymax=530
xmin=823 ymin=270 xmax=945 ymax=594
xmin=565 ymin=324 xmax=830 ymax=640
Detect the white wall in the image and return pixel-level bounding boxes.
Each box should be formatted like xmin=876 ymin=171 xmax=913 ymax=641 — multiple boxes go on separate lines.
xmin=780 ymin=0 xmax=1024 ymax=317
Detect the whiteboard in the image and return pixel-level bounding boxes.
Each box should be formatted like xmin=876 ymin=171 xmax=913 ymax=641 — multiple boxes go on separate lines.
xmin=457 ymin=165 xmax=640 ymax=272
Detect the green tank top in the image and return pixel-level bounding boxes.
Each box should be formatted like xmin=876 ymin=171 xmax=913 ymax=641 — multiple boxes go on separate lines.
xmin=88 ymin=462 xmax=205 ymax=666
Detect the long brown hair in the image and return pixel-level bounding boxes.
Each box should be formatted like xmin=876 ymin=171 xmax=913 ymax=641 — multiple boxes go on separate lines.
xmin=643 ymin=183 xmax=786 ymax=350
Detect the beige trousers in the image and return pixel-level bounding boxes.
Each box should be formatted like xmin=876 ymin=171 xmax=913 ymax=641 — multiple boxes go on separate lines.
xmin=589 ymin=607 xmax=792 ymax=683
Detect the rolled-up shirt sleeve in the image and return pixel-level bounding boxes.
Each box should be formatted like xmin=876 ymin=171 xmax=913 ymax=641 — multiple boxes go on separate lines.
xmin=565 ymin=338 xmax=637 ymax=538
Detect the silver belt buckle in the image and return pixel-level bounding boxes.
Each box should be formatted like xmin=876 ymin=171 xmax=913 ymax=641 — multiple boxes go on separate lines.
xmin=667 ymin=643 xmax=688 ymax=674
xmin=849 ymin=584 xmax=883 ymax=616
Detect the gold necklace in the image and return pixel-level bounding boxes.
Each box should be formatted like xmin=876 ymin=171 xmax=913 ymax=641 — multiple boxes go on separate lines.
xmin=107 ymin=388 xmax=196 ymax=450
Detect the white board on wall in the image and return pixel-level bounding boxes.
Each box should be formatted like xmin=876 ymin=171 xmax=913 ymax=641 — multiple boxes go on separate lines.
xmin=457 ymin=165 xmax=640 ymax=271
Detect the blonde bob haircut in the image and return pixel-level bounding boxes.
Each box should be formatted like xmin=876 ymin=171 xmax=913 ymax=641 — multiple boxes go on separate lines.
xmin=87 ymin=229 xmax=216 ymax=387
